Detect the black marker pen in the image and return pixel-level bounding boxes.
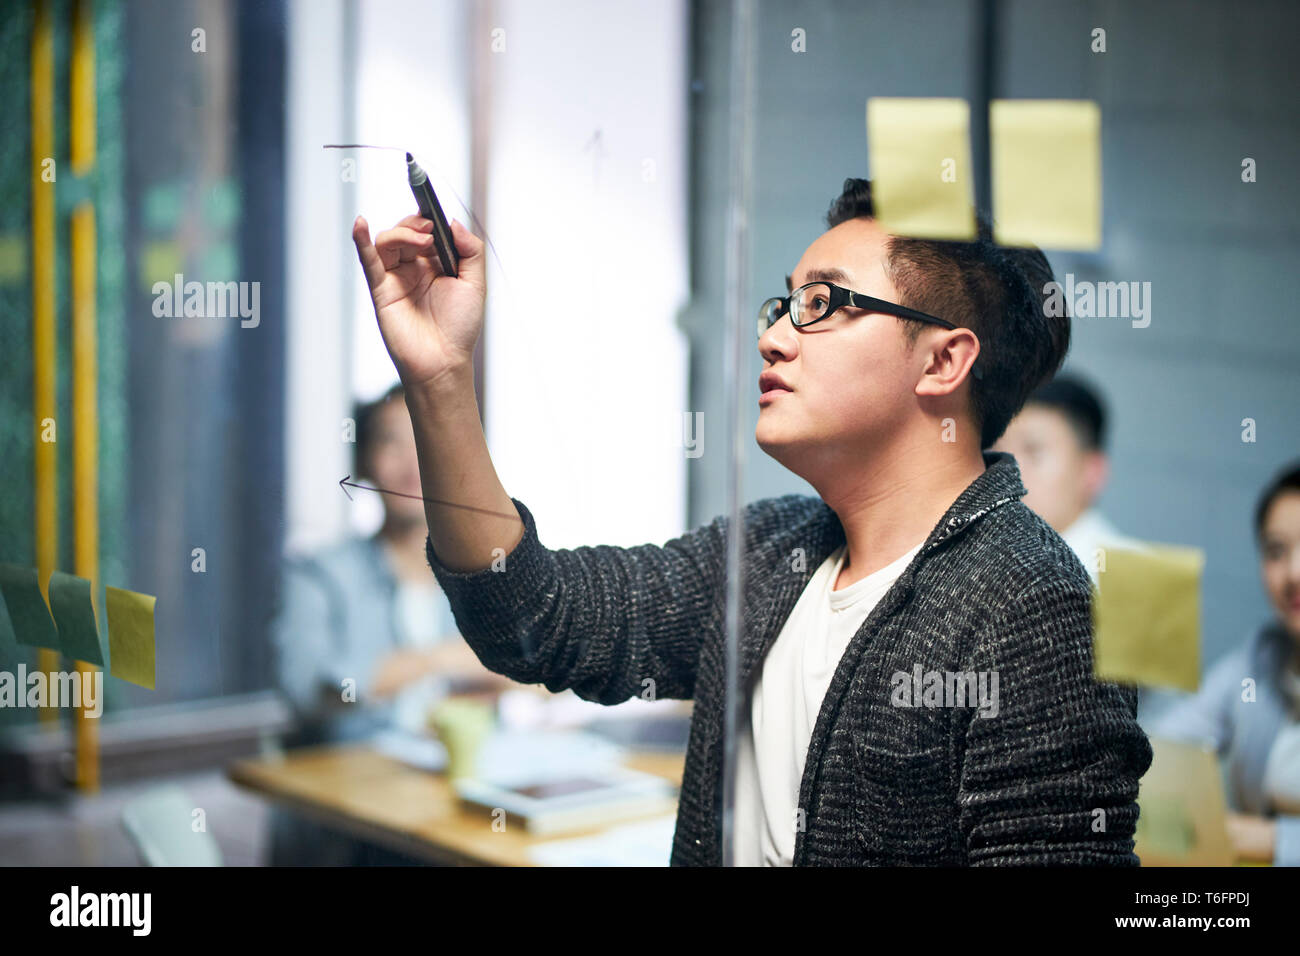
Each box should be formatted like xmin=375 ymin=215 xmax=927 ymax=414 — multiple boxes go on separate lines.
xmin=406 ymin=152 xmax=460 ymax=278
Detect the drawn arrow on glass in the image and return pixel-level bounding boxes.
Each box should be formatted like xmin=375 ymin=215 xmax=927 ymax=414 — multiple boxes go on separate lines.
xmin=338 ymin=476 xmax=519 ymax=521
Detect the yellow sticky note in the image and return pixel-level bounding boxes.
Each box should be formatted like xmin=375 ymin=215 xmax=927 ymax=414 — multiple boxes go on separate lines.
xmin=106 ymin=586 xmax=156 ymax=689
xmin=866 ymin=97 xmax=976 ymax=240
xmin=1135 ymin=737 xmax=1233 ymax=867
xmin=138 ymin=240 xmax=184 ymax=291
xmin=1093 ymin=544 xmax=1202 ymax=692
xmin=990 ymin=99 xmax=1102 ymax=250
xmin=1135 ymin=794 xmax=1195 ymax=857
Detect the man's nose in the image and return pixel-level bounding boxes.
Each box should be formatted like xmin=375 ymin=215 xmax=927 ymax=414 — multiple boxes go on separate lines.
xmin=758 ymin=317 xmax=796 ymax=363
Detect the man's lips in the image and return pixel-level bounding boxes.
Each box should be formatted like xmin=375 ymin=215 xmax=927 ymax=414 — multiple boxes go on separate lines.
xmin=759 ymin=371 xmax=792 ymax=394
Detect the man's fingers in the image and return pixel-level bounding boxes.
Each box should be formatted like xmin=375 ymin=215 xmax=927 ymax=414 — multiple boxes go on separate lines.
xmin=449 ymin=218 xmax=483 ymax=259
xmin=375 ymin=224 xmax=437 ymax=248
xmin=374 ymin=225 xmax=436 ymax=269
xmin=448 ymin=219 xmax=486 ymax=290
xmin=397 ymin=214 xmax=436 ymax=233
xmin=355 ymin=215 xmax=452 ymax=288
xmin=352 ymin=216 xmax=387 ymax=290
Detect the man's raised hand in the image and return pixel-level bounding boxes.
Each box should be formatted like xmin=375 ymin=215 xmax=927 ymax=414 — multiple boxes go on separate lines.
xmin=352 ymin=214 xmax=487 ymax=390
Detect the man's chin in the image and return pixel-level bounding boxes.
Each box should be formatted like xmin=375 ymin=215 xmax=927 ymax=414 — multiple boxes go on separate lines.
xmin=755 ymin=425 xmax=801 ymax=465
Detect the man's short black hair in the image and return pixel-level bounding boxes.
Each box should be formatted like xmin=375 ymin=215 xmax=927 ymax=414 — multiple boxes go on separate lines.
xmin=1025 ymin=374 xmax=1107 ymax=452
xmin=353 ymin=382 xmax=405 ymax=480
xmin=1255 ymin=461 xmax=1300 ymax=546
xmin=825 ymin=178 xmax=1069 ymax=448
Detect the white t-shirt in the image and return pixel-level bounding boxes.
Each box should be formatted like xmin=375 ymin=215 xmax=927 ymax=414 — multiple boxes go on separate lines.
xmin=735 ymin=538 xmax=924 ymax=866
xmin=1059 ymin=508 xmax=1142 ymax=585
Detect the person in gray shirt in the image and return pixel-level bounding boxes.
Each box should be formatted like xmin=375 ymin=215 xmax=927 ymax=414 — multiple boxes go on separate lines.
xmin=1150 ymin=462 xmax=1300 ymax=865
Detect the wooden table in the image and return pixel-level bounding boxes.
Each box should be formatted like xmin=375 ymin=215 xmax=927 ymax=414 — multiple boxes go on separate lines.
xmin=227 ymin=742 xmax=685 ymax=866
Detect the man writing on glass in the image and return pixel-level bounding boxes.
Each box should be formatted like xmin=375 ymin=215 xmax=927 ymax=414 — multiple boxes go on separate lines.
xmin=350 ymin=177 xmax=1152 ymax=866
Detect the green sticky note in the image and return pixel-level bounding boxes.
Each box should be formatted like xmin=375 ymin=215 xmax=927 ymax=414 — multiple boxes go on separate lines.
xmin=142 ymin=182 xmax=184 ymax=234
xmin=0 ymin=563 xmax=60 ymax=653
xmin=990 ymin=99 xmax=1102 ymax=250
xmin=199 ymin=242 xmax=238 ymax=282
xmin=106 ymin=586 xmax=156 ymax=689
xmin=866 ymin=97 xmax=976 ymax=240
xmin=1093 ymin=544 xmax=1203 ymax=692
xmin=1135 ymin=737 xmax=1234 ymax=866
xmin=203 ymin=179 xmax=241 ymax=231
xmin=139 ymin=239 xmax=184 ymax=290
xmin=47 ymin=571 xmax=104 ymax=666
xmin=1135 ymin=794 xmax=1195 ymax=857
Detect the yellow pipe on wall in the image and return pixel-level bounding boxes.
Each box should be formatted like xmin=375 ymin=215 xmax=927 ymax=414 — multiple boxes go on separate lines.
xmin=31 ymin=0 xmax=58 ymax=725
xmin=71 ymin=202 xmax=98 ymax=792
xmin=71 ymin=0 xmax=100 ymax=792
xmin=71 ymin=0 xmax=96 ymax=175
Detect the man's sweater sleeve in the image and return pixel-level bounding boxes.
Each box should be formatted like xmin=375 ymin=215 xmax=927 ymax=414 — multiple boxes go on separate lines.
xmin=424 ymin=498 xmax=725 ymax=704
xmin=958 ymin=572 xmax=1154 ymax=865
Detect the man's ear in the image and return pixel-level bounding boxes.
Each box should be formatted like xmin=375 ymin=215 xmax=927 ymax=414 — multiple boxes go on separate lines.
xmin=914 ymin=328 xmax=981 ymax=397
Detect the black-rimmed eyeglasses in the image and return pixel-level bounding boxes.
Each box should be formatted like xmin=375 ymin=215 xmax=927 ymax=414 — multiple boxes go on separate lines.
xmin=758 ymin=280 xmax=984 ymax=380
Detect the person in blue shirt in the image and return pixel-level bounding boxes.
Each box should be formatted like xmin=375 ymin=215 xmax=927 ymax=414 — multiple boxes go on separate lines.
xmin=267 ymin=383 xmax=510 ymax=864
xmin=1150 ymin=461 xmax=1300 ymax=865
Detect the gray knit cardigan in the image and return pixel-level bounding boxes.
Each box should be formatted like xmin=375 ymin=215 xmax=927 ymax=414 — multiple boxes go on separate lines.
xmin=425 ymin=450 xmax=1153 ymax=865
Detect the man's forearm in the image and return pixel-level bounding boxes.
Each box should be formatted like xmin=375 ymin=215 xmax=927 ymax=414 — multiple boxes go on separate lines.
xmin=404 ymin=365 xmax=524 ymax=573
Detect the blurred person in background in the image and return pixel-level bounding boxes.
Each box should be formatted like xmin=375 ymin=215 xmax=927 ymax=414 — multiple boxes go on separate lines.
xmin=992 ymin=373 xmax=1139 ymax=579
xmin=267 ymin=383 xmax=511 ymax=864
xmin=1148 ymin=462 xmax=1300 ymax=866
xmin=992 ymin=373 xmax=1178 ymax=725
xmin=273 ymin=382 xmax=511 ymax=748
